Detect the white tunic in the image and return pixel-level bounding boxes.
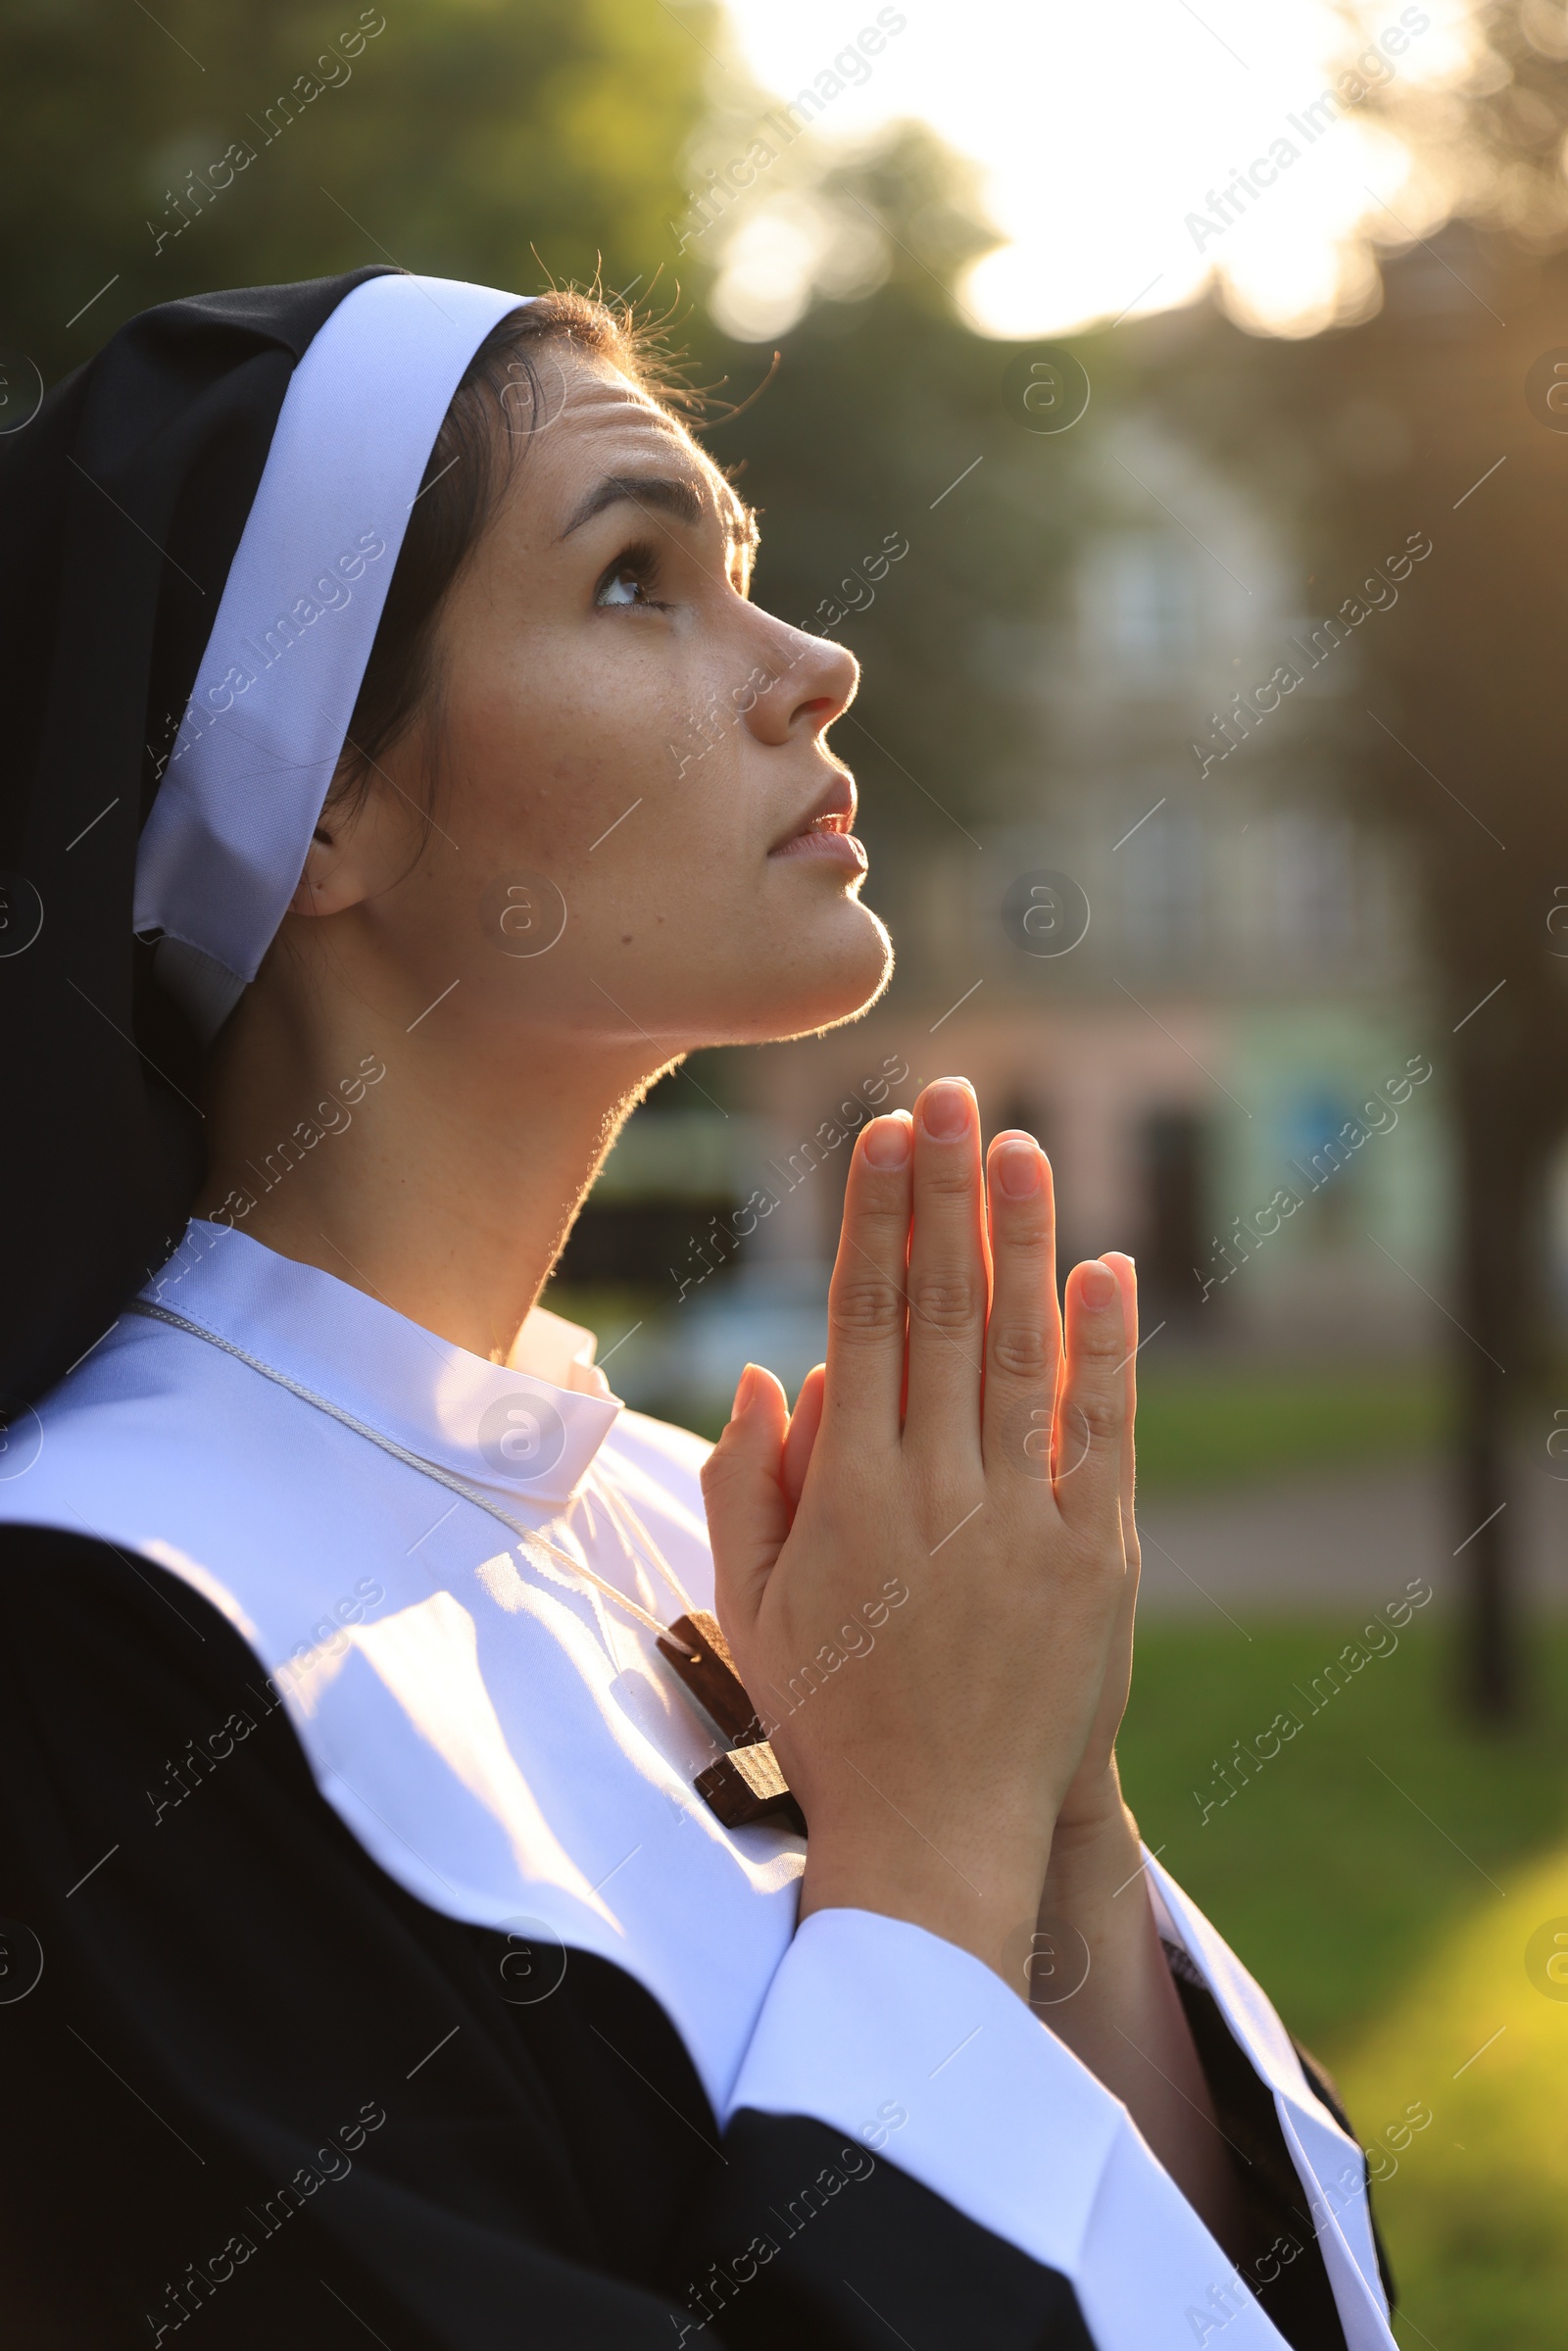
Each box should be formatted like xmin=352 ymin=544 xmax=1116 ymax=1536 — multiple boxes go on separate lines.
xmin=6 ymin=1217 xmax=1396 ymax=2351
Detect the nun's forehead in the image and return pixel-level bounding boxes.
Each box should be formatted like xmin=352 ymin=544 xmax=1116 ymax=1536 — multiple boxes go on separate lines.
xmin=532 ymin=359 xmax=753 ymax=547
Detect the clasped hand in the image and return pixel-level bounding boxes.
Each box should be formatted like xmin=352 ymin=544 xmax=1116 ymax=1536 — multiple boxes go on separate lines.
xmin=703 ymin=1075 xmax=1141 ymax=1984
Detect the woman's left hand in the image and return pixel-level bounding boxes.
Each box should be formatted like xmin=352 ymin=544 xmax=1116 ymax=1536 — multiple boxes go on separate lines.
xmin=1022 ymin=1267 xmax=1247 ymax=2260
xmin=1048 ymin=1249 xmax=1142 ymax=1845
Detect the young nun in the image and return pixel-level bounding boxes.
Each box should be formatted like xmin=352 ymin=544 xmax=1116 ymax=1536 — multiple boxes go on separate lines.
xmin=0 ymin=269 xmax=1394 ymax=2350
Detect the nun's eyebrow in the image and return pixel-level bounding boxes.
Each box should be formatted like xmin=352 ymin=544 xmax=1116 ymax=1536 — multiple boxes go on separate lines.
xmin=557 ymin=470 xmax=756 ymax=551
xmin=558 ymin=472 xmax=709 ymax=542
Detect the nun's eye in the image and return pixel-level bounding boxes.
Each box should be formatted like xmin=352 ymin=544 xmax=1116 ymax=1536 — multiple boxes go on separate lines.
xmin=595 ymin=546 xmax=665 ymax=610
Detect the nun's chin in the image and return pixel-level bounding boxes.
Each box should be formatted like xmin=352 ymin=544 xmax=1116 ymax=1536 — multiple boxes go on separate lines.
xmin=753 ymin=890 xmax=892 ymax=1040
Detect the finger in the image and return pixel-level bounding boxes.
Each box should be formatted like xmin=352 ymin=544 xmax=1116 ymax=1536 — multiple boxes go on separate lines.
xmin=981 ymin=1133 xmax=1060 ymax=1484
xmin=1099 ymin=1251 xmax=1140 ymax=1567
xmin=701 ymin=1364 xmax=790 ymax=1636
xmin=1053 ymin=1260 xmax=1128 ymax=1534
xmin=782 ymin=1363 xmax=826 ymax=1514
xmin=903 ymin=1078 xmax=987 ymax=1455
xmin=1096 ymin=1256 xmax=1141 ymax=1712
xmin=821 ymin=1112 xmax=912 ymax=1452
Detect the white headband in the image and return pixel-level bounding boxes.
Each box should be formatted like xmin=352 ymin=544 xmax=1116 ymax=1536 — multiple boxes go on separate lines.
xmin=134 ymin=272 xmax=530 ymax=1037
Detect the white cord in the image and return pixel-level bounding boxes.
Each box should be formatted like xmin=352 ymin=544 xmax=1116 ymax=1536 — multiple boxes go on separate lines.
xmin=124 ymin=1299 xmax=692 ymax=1652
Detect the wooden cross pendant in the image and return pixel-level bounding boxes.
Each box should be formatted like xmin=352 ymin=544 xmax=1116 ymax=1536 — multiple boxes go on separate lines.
xmin=657 ymin=1610 xmax=806 ymax=1837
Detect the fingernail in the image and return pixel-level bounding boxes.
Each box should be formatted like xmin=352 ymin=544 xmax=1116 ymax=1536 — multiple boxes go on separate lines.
xmin=863 ymin=1115 xmax=910 ymax=1169
xmin=921 ymin=1080 xmax=972 ymax=1140
xmin=733 ymin=1364 xmax=758 ymax=1415
xmin=1080 ymin=1263 xmax=1115 ymax=1309
xmin=995 ymin=1139 xmax=1039 ymax=1199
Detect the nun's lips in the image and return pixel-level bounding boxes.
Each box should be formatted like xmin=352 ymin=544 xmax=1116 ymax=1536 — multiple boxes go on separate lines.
xmin=768 ymin=773 xmax=864 ymax=868
xmin=770 ymin=823 xmax=868 ymax=872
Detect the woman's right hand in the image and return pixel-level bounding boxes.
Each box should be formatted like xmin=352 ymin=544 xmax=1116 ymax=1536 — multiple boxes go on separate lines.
xmin=700 ymin=1075 xmax=1136 ymax=1985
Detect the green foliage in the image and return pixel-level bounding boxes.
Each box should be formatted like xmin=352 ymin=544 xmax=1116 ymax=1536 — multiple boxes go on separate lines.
xmin=0 ymin=0 xmax=718 ymax=379
xmin=1121 ymin=1618 xmax=1568 ymax=2347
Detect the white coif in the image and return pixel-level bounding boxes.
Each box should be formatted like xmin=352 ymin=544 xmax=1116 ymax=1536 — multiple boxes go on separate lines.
xmin=133 ymin=272 xmax=528 ymax=1034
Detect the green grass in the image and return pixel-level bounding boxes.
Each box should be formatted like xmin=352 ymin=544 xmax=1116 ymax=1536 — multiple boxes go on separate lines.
xmin=1132 ymin=1361 xmax=1452 ymax=1494
xmin=1120 ymin=1620 xmax=1568 ymax=2349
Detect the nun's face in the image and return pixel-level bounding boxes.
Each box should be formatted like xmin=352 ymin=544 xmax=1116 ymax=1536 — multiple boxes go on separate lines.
xmin=337 ymin=351 xmax=890 ymax=1066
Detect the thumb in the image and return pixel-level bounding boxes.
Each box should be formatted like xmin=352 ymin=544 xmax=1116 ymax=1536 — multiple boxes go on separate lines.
xmin=701 ymin=1363 xmax=790 ymax=1636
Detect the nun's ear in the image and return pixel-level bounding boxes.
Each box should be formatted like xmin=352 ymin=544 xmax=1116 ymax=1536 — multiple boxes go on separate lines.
xmin=287 ymin=738 xmax=385 ymax=911
xmin=287 ymin=745 xmax=423 ymax=919
xmin=288 ymin=814 xmax=368 ymax=918
xmin=287 ymin=766 xmax=373 ymax=917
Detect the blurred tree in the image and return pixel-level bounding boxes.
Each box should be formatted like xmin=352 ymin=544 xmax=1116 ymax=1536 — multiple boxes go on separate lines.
xmin=0 ymin=0 xmax=1099 ymax=1254
xmin=1 ymin=0 xmax=1090 ymax=895
xmin=685 ymin=122 xmax=1104 ymax=897
xmin=0 ymin=0 xmax=719 ymax=379
xmin=1142 ymin=0 xmax=1568 ymax=1720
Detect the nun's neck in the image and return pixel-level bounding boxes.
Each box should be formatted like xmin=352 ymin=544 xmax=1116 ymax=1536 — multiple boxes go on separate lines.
xmin=194 ymin=989 xmax=674 ymax=1365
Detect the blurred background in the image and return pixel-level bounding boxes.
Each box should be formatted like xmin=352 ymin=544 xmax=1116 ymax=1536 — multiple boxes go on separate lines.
xmin=7 ymin=0 xmax=1567 ymax=2334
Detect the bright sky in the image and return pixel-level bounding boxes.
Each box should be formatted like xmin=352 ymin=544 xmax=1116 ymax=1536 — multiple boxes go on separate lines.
xmin=710 ymin=0 xmax=1476 ymax=341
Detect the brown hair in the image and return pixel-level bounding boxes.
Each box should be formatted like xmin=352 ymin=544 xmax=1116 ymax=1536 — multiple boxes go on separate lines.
xmin=334 ymin=289 xmax=687 ymax=811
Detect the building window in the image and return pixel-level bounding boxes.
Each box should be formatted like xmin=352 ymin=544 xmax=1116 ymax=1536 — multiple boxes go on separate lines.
xmin=1085 ymin=532 xmax=1199 ymax=689
xmin=1119 ymin=808 xmax=1206 ymax=964
xmin=1272 ymin=811 xmax=1357 ymax=959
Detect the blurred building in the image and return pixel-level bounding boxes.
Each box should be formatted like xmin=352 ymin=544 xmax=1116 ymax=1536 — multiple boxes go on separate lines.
xmin=553 ymin=411 xmax=1450 ymax=1419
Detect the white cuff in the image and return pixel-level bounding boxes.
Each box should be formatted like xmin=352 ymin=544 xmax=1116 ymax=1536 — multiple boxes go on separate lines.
xmin=729 ymin=1905 xmax=1307 ymax=2351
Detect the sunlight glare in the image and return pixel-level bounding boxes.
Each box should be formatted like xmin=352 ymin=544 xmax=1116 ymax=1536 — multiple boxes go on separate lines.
xmin=710 ymin=0 xmax=1477 ymax=339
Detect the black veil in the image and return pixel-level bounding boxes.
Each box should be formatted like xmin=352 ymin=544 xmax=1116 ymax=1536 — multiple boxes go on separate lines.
xmin=0 ymin=268 xmax=393 ymax=1405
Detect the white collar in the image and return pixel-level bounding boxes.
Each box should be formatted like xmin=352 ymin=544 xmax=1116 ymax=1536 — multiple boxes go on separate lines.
xmin=142 ymin=1218 xmax=623 ymax=1514
xmin=23 ymin=1218 xmax=803 ymax=2118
